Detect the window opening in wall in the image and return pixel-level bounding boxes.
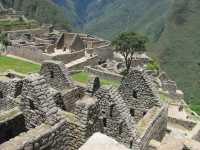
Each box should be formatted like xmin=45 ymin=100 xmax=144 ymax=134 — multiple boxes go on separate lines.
xmin=29 ymin=99 xmax=35 ymax=110
xmin=91 ymin=77 xmax=101 ymax=96
xmin=0 ymin=91 xmax=3 ymax=98
xmin=130 ymin=140 xmax=133 ymax=149
xmin=130 ymin=108 xmax=135 ymax=117
xmin=119 ymin=122 xmax=123 ymax=134
xmin=103 ymin=118 xmax=107 ymax=127
xmin=110 ymin=104 xmax=115 ymax=117
xmin=14 ymin=83 xmax=23 ymax=98
xmin=143 ymin=111 xmax=147 ymax=116
xmin=50 ymin=71 xmax=54 ymax=79
xmin=133 ymin=90 xmax=137 ymax=98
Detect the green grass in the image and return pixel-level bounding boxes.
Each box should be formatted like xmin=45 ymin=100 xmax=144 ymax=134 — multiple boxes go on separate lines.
xmin=0 ymin=56 xmax=41 ymax=74
xmin=71 ymin=71 xmax=120 ymax=87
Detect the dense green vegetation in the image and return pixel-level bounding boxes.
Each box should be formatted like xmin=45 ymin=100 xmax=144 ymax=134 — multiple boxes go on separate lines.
xmin=0 ymin=56 xmax=40 ymax=74
xmin=145 ymin=58 xmax=160 ymax=73
xmin=71 ymin=71 xmax=120 ymax=87
xmin=151 ymin=0 xmax=200 ymax=114
xmin=0 ymin=0 xmax=71 ymax=29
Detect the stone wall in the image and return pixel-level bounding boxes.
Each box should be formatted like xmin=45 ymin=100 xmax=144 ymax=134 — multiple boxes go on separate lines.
xmin=0 ymin=78 xmax=22 ymax=111
xmin=85 ymin=66 xmax=122 ymax=81
xmin=0 ymin=120 xmax=69 ymax=150
xmin=40 ymin=60 xmax=74 ymax=90
xmin=7 ymin=45 xmax=51 ymax=63
xmin=119 ymin=68 xmax=160 ymax=121
xmin=52 ymin=50 xmax=85 ymax=64
xmin=168 ymin=117 xmax=196 ymax=130
xmin=0 ymin=108 xmax=26 ymax=144
xmin=85 ymin=44 xmax=113 ymax=60
xmin=94 ymin=86 xmax=139 ymax=149
xmin=62 ymin=86 xmax=85 ymax=112
xmin=21 ymin=74 xmax=61 ymax=129
xmin=70 ymin=34 xmax=85 ymax=52
xmin=75 ymin=95 xmax=102 ymax=142
xmin=7 ymin=27 xmax=48 ymax=39
xmin=67 ymin=56 xmax=99 ymax=71
xmin=136 ymin=106 xmax=168 ymax=150
xmin=94 ymin=45 xmax=113 ymax=60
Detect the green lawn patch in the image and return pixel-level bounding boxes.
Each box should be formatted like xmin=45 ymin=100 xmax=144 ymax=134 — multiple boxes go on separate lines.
xmin=190 ymin=104 xmax=200 ymax=115
xmin=0 ymin=56 xmax=41 ymax=74
xmin=71 ymin=71 xmax=120 ymax=87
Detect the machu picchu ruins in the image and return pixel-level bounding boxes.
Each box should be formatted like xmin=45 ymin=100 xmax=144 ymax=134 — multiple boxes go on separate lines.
xmin=1 ymin=3 xmax=200 ymax=150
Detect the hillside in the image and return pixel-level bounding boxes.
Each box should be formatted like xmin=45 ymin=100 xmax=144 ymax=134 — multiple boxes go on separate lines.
xmin=152 ymin=0 xmax=200 ymax=113
xmin=82 ymin=0 xmax=173 ymax=40
xmin=0 ymin=0 xmax=71 ymax=29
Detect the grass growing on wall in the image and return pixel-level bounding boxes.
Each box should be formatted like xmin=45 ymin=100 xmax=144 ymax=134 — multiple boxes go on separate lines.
xmin=71 ymin=71 xmax=120 ymax=87
xmin=0 ymin=55 xmax=41 ymax=74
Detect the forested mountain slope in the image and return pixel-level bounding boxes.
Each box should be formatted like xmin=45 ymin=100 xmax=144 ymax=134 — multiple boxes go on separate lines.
xmin=0 ymin=0 xmax=71 ymax=29
xmin=152 ymin=0 xmax=200 ymax=112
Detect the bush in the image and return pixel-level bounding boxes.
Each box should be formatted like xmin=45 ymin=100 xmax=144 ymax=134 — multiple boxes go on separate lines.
xmin=146 ymin=58 xmax=160 ymax=73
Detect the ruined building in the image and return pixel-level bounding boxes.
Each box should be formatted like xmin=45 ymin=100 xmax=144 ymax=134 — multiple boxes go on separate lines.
xmin=0 ymin=60 xmax=168 ymax=150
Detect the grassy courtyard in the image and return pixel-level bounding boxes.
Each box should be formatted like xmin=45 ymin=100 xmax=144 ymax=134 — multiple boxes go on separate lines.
xmin=71 ymin=71 xmax=120 ymax=87
xmin=0 ymin=55 xmax=41 ymax=74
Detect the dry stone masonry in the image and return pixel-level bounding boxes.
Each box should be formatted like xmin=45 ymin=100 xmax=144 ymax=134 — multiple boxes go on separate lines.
xmin=0 ymin=20 xmax=199 ymax=149
xmin=0 ymin=61 xmax=170 ymax=150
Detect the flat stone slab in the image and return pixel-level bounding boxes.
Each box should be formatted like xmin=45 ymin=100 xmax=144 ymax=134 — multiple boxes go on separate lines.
xmin=79 ymin=132 xmax=130 ymax=150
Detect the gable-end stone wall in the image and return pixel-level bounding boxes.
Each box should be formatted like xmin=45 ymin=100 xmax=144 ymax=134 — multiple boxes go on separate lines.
xmin=40 ymin=60 xmax=74 ymax=90
xmin=21 ymin=74 xmax=61 ymax=129
xmin=119 ymin=68 xmax=160 ymax=121
xmin=94 ymin=86 xmax=140 ymax=149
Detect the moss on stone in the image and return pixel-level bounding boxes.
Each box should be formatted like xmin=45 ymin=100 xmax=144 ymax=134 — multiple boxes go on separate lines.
xmin=60 ymin=111 xmax=78 ymax=124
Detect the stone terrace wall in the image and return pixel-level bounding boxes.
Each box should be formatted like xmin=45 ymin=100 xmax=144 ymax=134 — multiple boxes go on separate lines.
xmin=136 ymin=106 xmax=168 ymax=150
xmin=7 ymin=45 xmax=52 ymax=63
xmin=85 ymin=66 xmax=122 ymax=81
xmin=52 ymin=50 xmax=85 ymax=64
xmin=168 ymin=117 xmax=196 ymax=130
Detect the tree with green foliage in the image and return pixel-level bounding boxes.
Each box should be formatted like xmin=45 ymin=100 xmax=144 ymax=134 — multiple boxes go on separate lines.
xmin=112 ymin=32 xmax=147 ymax=74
